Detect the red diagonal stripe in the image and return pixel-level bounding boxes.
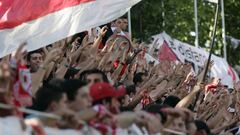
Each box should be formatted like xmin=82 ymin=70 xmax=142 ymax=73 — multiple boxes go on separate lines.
xmin=159 ymin=41 xmax=178 ymax=61
xmin=0 ymin=0 xmax=94 ymax=29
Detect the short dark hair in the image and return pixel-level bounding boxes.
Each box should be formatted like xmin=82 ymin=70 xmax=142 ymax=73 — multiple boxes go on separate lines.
xmin=119 ymin=15 xmax=127 ymax=20
xmin=61 ymin=79 xmax=87 ymax=101
xmin=79 ymin=69 xmax=109 ymax=83
xmin=194 ymin=120 xmax=211 ymax=135
xmin=27 ymin=49 xmax=43 ymax=62
xmin=133 ymin=72 xmax=147 ymax=85
xmin=48 ymin=78 xmax=64 ymax=87
xmin=125 ymin=85 xmax=136 ymax=95
xmin=144 ymin=104 xmax=168 ymax=124
xmin=33 ymin=84 xmax=64 ymax=111
xmin=163 ymin=95 xmax=180 ymax=107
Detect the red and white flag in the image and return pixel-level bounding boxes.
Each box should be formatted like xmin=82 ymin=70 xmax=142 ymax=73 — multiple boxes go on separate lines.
xmin=0 ymin=0 xmax=140 ymax=57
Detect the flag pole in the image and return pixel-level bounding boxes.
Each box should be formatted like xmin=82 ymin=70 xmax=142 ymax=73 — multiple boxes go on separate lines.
xmin=221 ymin=0 xmax=227 ymax=60
xmin=193 ymin=0 xmax=220 ymax=110
xmin=194 ymin=0 xmax=199 ymax=47
xmin=128 ymin=9 xmax=132 ymax=40
xmin=201 ymin=0 xmax=219 ymax=83
xmin=162 ymin=0 xmax=165 ymax=30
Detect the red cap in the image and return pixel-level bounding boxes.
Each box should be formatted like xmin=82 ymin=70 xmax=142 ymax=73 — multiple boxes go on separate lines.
xmin=90 ymin=82 xmax=126 ymax=102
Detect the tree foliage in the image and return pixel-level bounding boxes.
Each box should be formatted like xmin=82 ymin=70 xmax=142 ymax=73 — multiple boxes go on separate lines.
xmin=131 ymin=0 xmax=240 ymax=66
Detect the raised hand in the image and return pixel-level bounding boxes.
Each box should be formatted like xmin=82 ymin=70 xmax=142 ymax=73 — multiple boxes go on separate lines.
xmin=12 ymin=42 xmax=27 ymax=65
xmin=44 ymin=48 xmax=62 ymax=63
xmin=99 ymin=26 xmax=108 ymax=37
xmin=55 ymin=108 xmax=82 ymax=129
xmin=183 ymin=72 xmax=194 ymax=84
xmin=0 ymin=62 xmax=11 ymax=81
xmin=82 ymin=35 xmax=90 ymax=48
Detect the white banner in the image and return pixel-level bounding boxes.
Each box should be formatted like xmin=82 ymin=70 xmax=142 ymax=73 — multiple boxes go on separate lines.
xmin=151 ymin=32 xmax=239 ymax=88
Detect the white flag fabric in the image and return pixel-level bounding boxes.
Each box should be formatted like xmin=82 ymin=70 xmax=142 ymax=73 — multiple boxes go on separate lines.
xmin=0 ymin=0 xmax=141 ymax=58
xmin=150 ymin=32 xmax=239 ymax=88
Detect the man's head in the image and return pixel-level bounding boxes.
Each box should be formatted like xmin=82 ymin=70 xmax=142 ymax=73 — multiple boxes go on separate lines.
xmin=90 ymin=82 xmax=126 ymax=114
xmin=168 ymin=116 xmax=187 ymax=134
xmin=79 ymin=69 xmax=109 ymax=87
xmin=27 ymin=50 xmax=44 ymax=73
xmin=121 ymin=18 xmax=128 ymax=31
xmin=144 ymin=104 xmax=167 ymax=124
xmin=62 ymin=79 xmax=92 ymax=112
xmin=33 ymin=84 xmax=67 ymax=112
xmin=114 ymin=18 xmax=123 ymax=28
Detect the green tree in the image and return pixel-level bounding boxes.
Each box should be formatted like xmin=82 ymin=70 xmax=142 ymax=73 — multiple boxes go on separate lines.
xmin=131 ymin=0 xmax=240 ymax=66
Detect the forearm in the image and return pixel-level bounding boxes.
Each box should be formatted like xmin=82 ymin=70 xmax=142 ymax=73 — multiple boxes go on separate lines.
xmin=151 ymin=76 xmax=166 ymax=87
xmin=176 ymin=85 xmax=201 ymax=108
xmin=198 ymin=109 xmax=211 ymax=121
xmin=77 ymin=109 xmax=98 ymax=122
xmin=126 ymin=94 xmax=143 ymax=109
xmin=55 ymin=64 xmax=69 ymax=79
xmin=211 ymin=123 xmax=229 ymax=134
xmin=71 ymin=47 xmax=86 ymax=65
xmin=79 ymin=59 xmax=95 ymax=74
xmin=31 ymin=62 xmax=49 ymax=96
xmin=207 ymin=109 xmax=224 ymax=129
xmin=98 ymin=53 xmax=109 ymax=69
xmin=44 ymin=62 xmax=55 ymax=80
xmin=141 ymin=76 xmax=157 ymax=90
xmin=90 ymin=36 xmax=102 ymax=55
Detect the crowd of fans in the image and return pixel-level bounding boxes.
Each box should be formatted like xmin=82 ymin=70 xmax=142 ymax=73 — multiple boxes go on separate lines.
xmin=0 ymin=16 xmax=240 ymax=135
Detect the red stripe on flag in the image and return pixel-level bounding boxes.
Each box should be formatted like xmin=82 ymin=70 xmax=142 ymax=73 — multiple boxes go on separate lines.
xmin=159 ymin=41 xmax=178 ymax=61
xmin=0 ymin=0 xmax=94 ymax=29
xmin=228 ymin=66 xmax=236 ymax=81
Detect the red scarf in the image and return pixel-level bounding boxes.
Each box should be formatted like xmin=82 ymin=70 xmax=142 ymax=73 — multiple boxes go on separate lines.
xmin=89 ymin=105 xmax=116 ymax=135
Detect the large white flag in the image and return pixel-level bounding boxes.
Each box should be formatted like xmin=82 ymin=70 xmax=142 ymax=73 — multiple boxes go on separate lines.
xmin=0 ymin=0 xmax=141 ymax=57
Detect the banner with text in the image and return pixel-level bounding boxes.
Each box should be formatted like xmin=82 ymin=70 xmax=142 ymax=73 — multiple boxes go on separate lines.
xmin=150 ymin=32 xmax=239 ymax=88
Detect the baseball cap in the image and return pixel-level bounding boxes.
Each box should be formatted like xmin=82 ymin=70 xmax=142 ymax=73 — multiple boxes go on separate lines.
xmin=90 ymin=82 xmax=126 ymax=102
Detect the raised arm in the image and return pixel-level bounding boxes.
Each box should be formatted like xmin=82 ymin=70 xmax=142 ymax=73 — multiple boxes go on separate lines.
xmin=31 ymin=48 xmax=61 ymax=96
xmin=89 ymin=26 xmax=108 ymax=55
